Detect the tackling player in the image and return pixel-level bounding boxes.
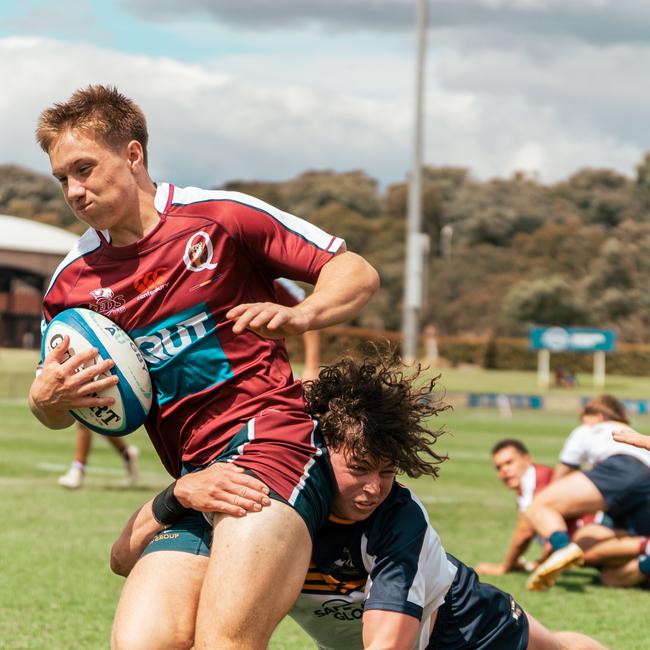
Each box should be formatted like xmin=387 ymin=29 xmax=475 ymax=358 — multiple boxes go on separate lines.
xmin=111 ymin=352 xmax=608 ymax=649
xmin=28 ymin=85 xmax=378 ymax=649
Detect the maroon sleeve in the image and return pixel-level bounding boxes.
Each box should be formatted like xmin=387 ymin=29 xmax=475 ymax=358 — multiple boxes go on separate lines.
xmin=215 ymin=198 xmax=344 ymax=285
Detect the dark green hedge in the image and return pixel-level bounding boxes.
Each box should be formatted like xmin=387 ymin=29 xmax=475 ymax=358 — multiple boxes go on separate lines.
xmin=286 ymin=328 xmax=650 ymax=377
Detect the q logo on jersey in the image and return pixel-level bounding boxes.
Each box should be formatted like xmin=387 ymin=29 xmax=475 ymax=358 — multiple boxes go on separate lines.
xmin=183 ymin=231 xmax=219 ymax=273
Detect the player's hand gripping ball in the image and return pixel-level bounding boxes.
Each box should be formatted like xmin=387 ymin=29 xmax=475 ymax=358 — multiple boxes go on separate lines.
xmin=42 ymin=308 xmax=152 ymax=435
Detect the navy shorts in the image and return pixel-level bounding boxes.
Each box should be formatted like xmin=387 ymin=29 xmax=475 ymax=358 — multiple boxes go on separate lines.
xmin=428 ymin=554 xmax=528 ymax=650
xmin=585 ymin=455 xmax=650 ymax=535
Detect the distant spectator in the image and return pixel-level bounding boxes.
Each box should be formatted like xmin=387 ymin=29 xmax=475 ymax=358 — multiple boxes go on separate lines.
xmin=554 ymin=367 xmax=577 ymax=388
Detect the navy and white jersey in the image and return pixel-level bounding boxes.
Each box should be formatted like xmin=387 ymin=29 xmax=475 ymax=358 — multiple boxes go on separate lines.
xmin=290 ymin=482 xmax=457 ymax=650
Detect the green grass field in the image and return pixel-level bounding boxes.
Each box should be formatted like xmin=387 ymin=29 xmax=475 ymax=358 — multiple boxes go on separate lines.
xmin=2 ymin=352 xmax=649 ymax=648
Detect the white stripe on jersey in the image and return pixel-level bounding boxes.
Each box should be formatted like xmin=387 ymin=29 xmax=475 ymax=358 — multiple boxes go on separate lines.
xmin=393 ymin=491 xmax=456 ymax=614
xmin=235 ymin=417 xmax=256 ymax=456
xmin=288 ymin=418 xmax=321 ymax=506
xmin=158 ymin=184 xmax=344 ymax=253
xmin=275 ymin=277 xmax=306 ymax=302
xmin=43 ymin=228 xmax=102 ymax=301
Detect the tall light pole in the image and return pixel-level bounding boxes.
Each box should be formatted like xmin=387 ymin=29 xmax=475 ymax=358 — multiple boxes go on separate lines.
xmin=402 ymin=0 xmax=428 ymax=363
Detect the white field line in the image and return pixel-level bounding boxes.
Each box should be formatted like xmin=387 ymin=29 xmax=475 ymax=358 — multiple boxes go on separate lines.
xmin=35 ymin=462 xmax=167 ymax=481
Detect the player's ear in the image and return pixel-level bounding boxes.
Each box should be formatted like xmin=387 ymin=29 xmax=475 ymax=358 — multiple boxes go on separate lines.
xmin=125 ymin=140 xmax=144 ymax=170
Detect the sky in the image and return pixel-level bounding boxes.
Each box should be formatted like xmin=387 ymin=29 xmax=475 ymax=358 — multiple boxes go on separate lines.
xmin=1 ymin=0 xmax=649 ymax=188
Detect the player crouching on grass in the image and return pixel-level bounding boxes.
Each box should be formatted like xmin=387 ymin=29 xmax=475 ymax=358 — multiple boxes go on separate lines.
xmin=525 ymin=395 xmax=650 ymax=592
xmin=475 ymin=439 xmax=597 ymax=578
xmin=111 ymin=350 xmax=607 ymax=649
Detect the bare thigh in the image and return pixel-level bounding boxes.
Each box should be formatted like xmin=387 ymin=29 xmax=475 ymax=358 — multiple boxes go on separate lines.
xmin=112 ymin=550 xmax=208 ymax=650
xmin=526 ymin=614 xmax=562 ymax=650
xmin=194 ymin=499 xmax=312 ymax=650
xmin=533 ymin=472 xmax=607 ymax=519
xmin=601 ymin=558 xmax=646 ymax=588
xmin=527 ymin=613 xmax=608 ymax=650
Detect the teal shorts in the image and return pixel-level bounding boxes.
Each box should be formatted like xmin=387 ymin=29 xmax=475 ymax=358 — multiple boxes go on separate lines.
xmin=142 ymin=509 xmax=212 ymax=558
xmin=142 ymin=421 xmax=333 ymax=558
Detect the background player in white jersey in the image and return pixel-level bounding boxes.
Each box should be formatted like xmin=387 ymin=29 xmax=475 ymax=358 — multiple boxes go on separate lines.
xmin=111 ymin=351 xmax=607 ymax=650
xmin=526 ymin=395 xmax=650 ymax=591
xmin=29 ymin=85 xmax=379 ymax=649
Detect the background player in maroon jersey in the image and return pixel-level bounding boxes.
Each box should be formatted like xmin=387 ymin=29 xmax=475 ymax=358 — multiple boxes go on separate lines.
xmin=475 ymin=439 xmax=596 ymax=577
xmin=28 ymin=85 xmax=378 ymax=649
xmin=475 ymin=439 xmax=552 ymax=576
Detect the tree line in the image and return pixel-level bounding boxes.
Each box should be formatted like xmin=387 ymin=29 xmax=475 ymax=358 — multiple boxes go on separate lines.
xmin=4 ymin=156 xmax=650 ymax=342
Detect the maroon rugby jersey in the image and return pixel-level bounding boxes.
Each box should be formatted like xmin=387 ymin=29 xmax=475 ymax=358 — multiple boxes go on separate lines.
xmin=516 ymin=463 xmax=553 ymax=512
xmin=516 ymin=463 xmax=595 ymax=534
xmin=42 ymin=183 xmax=344 ymax=476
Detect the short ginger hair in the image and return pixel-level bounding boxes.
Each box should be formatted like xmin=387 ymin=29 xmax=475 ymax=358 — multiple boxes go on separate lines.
xmin=305 ymin=349 xmax=449 ymax=479
xmin=36 ymin=85 xmax=149 ymax=166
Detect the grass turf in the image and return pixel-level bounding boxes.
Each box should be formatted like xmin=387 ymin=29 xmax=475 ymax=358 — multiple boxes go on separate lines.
xmin=2 ymin=362 xmax=650 ymax=647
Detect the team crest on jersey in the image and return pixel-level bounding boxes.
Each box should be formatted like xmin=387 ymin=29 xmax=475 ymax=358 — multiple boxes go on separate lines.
xmin=183 ymin=231 xmax=219 ymax=272
xmin=89 ymin=287 xmax=126 ymax=315
xmin=314 ymin=599 xmax=363 ymax=621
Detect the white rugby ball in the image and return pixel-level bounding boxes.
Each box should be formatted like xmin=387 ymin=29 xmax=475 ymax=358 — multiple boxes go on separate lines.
xmin=42 ymin=308 xmax=152 ymax=436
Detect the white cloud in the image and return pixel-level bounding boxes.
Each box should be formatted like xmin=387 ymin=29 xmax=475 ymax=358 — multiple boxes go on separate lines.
xmin=0 ymin=37 xmax=416 ymax=187
xmin=1 ymin=34 xmax=647 ymax=191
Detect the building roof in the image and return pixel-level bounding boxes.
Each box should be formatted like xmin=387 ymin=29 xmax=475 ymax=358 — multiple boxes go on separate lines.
xmin=0 ymin=214 xmax=78 ymax=255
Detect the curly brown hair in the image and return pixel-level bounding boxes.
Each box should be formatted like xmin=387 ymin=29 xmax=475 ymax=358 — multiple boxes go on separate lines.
xmin=304 ymin=349 xmax=449 ymax=479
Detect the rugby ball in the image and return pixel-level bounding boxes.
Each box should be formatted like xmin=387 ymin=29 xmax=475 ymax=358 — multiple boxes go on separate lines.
xmin=42 ymin=308 xmax=152 ymax=436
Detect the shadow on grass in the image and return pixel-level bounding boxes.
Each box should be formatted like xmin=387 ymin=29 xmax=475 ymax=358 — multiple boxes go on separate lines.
xmin=555 ymin=568 xmax=602 ymax=593
xmin=88 ymin=483 xmax=164 ymax=493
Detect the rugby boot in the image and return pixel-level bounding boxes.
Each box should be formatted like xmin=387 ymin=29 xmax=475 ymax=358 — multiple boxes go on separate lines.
xmin=526 ymin=542 xmax=584 ymax=591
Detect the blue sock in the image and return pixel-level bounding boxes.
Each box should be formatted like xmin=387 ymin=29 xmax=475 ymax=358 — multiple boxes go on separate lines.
xmin=639 ymin=555 xmax=650 ymax=577
xmin=549 ymin=531 xmax=570 ymax=552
